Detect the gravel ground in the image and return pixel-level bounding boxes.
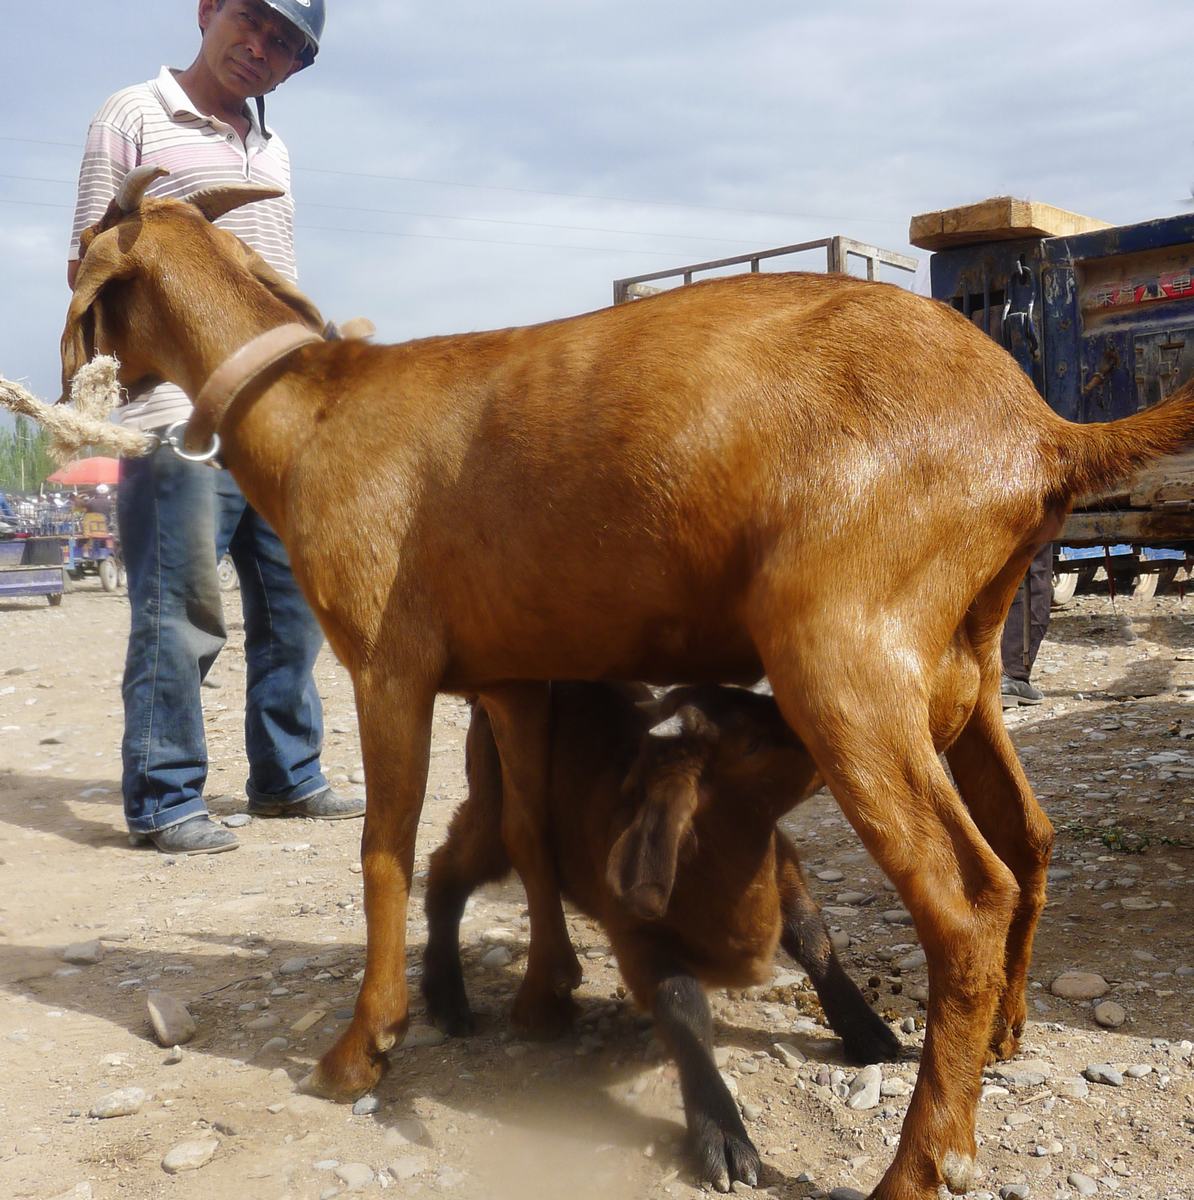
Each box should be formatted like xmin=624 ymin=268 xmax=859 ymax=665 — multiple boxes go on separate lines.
xmin=0 ymin=580 xmax=1191 ymax=1200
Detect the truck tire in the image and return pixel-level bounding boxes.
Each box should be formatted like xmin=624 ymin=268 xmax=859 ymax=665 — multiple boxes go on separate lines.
xmin=99 ymin=558 xmax=119 ymax=592
xmin=217 ymin=554 xmax=238 ymax=591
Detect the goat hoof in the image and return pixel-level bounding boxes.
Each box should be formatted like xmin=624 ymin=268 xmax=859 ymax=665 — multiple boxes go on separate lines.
xmin=302 ymin=1043 xmax=387 ymax=1102
xmin=427 ymin=998 xmax=477 ymax=1038
xmin=840 ymin=1013 xmax=904 ymax=1065
xmin=690 ymin=1118 xmax=760 ymax=1194
xmin=422 ymin=974 xmax=477 ymax=1037
xmin=986 ymin=1015 xmax=1023 ymax=1063
xmin=941 ymin=1150 xmax=980 ymax=1195
xmin=510 ymin=986 xmax=578 ymax=1040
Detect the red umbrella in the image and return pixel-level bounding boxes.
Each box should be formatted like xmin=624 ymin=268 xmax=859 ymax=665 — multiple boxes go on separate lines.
xmin=46 ymin=457 xmax=120 ymax=487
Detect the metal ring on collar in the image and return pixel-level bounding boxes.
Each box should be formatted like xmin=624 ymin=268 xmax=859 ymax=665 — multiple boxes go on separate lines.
xmin=162 ymin=419 xmax=221 ymax=463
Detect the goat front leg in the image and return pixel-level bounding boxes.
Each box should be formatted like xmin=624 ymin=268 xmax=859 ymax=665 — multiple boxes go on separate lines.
xmin=481 ymin=683 xmax=582 ymax=1038
xmin=945 ymin=683 xmax=1053 ymax=1063
xmin=305 ymin=667 xmax=437 ymax=1100
xmin=619 ymin=941 xmax=759 ymax=1193
xmin=775 ymin=837 xmax=901 ymax=1065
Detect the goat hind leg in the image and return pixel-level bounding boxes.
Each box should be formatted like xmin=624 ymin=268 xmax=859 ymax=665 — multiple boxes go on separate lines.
xmin=481 ymin=683 xmax=582 ymax=1037
xmin=423 ymin=704 xmax=513 ymax=1035
xmin=305 ymin=669 xmax=437 ymax=1101
xmin=945 ymin=690 xmax=1053 ymax=1062
xmin=765 ymin=665 xmax=1016 ymax=1199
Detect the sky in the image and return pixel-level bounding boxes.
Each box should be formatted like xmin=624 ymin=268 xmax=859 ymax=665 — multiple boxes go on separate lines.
xmin=4 ymin=0 xmax=1194 ymax=412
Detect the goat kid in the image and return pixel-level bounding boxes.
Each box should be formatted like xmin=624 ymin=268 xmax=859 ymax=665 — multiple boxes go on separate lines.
xmin=62 ymin=166 xmax=1194 ymax=1200
xmin=423 ymin=682 xmax=901 ymax=1192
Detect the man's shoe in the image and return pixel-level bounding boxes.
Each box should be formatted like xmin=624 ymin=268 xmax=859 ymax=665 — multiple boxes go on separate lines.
xmin=247 ymin=787 xmax=365 ymax=821
xmin=1001 ymin=675 xmax=1044 ymax=708
xmin=128 ymin=814 xmax=239 ymax=855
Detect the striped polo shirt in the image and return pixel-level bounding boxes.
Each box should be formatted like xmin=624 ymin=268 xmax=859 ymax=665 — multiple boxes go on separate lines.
xmin=70 ymin=66 xmax=298 ymax=431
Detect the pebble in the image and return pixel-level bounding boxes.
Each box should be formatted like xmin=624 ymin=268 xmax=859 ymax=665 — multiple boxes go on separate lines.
xmin=480 ymin=945 xmax=513 ymax=969
xmin=89 ymin=1087 xmax=146 ymax=1119
xmin=257 ymin=1037 xmax=288 ymax=1056
xmin=161 ymin=1138 xmax=219 ymax=1174
xmin=990 ymin=1061 xmax=1052 ymax=1089
xmin=1093 ymin=1000 xmax=1126 ymax=1028
xmin=146 ymin=990 xmax=196 ymax=1046
xmin=63 ymin=940 xmax=104 ymax=965
xmin=1082 ymin=1063 xmax=1124 ymax=1087
xmin=1123 ymin=1063 xmax=1153 ymax=1079
xmin=222 ymin=813 xmax=252 ymax=828
xmin=386 ymin=1118 xmax=432 ymax=1148
xmin=741 ymin=1101 xmax=762 ymax=1121
xmin=164 ymin=1045 xmax=186 ymax=1065
xmin=46 ymin=1187 xmax=93 ymax=1200
xmin=771 ymin=1041 xmax=806 ymax=1068
xmin=900 ymin=1017 xmax=916 ymax=1034
xmin=829 ymin=1189 xmax=866 ymax=1200
xmin=246 ymin=1013 xmax=280 ymax=1032
xmin=846 ymin=1064 xmax=882 ymax=1110
xmin=389 ymin=1156 xmax=427 ymax=1181
xmin=829 ymin=930 xmax=851 ymax=951
xmin=1049 ymin=970 xmax=1108 ymax=1000
xmin=1054 ymin=1076 xmax=1089 ymax=1100
xmin=278 ymin=956 xmax=309 ymax=975
xmin=1067 ymin=1173 xmax=1098 ymax=1197
xmin=999 ymin=1186 xmax=1030 ymax=1200
xmin=334 ymin=1163 xmax=376 ymax=1191
xmin=882 ymin=909 xmax=915 ymax=925
xmin=895 ymin=949 xmax=927 ymax=971
xmin=352 ymin=1095 xmax=382 ymax=1116
xmin=403 ymin=1023 xmax=447 ymax=1049
xmin=880 ymin=1077 xmax=912 ymax=1097
xmin=816 ymin=868 xmax=845 ymax=882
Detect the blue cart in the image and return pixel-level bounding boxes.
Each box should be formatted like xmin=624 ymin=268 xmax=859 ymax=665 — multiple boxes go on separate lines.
xmin=0 ymin=536 xmax=66 ymax=605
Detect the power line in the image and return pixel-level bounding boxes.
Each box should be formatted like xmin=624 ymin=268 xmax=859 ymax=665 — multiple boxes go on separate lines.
xmin=0 ymin=132 xmax=895 ymax=226
xmin=0 ymin=196 xmax=688 ymax=257
xmin=0 ymin=170 xmax=780 ymax=247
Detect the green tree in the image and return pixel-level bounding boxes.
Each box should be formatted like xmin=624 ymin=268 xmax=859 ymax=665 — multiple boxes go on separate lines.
xmin=0 ymin=418 xmax=56 ymax=494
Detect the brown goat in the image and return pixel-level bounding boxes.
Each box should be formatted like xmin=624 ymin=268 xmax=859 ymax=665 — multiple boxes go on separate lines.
xmin=61 ymin=165 xmax=1194 ymax=1200
xmin=424 ymin=681 xmax=901 ymax=1191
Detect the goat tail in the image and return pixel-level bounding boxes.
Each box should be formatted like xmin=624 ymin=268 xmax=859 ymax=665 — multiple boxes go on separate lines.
xmin=1050 ymin=378 xmax=1194 ymax=501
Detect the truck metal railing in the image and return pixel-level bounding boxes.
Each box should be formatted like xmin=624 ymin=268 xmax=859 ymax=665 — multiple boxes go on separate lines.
xmin=613 ymin=236 xmax=918 ymax=304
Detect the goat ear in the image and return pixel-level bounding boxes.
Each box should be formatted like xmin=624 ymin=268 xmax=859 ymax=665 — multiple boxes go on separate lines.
xmin=58 ymin=237 xmax=135 ymax=403
xmin=188 ymin=183 xmax=285 ymax=222
xmin=606 ymin=765 xmax=701 ymax=920
xmin=224 ymin=235 xmax=327 ymax=331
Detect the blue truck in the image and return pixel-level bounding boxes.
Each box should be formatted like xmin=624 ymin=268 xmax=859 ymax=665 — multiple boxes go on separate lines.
xmin=917 ymin=197 xmax=1194 ymax=600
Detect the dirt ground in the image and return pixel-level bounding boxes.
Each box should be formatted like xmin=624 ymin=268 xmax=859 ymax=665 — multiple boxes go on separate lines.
xmin=0 ymin=579 xmax=1192 ymax=1200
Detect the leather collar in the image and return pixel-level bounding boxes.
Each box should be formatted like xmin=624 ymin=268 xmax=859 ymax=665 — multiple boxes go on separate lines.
xmin=184 ymin=323 xmax=324 ymax=455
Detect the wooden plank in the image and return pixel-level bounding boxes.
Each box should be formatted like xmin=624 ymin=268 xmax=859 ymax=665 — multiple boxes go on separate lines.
xmin=1062 ymin=508 xmax=1194 ymax=544
xmin=909 ymin=196 xmax=1110 ymax=251
xmin=1128 ymin=450 xmax=1194 ymax=507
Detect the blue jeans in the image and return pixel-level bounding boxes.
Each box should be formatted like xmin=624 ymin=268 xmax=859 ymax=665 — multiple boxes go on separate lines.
xmin=118 ymin=443 xmax=327 ymax=834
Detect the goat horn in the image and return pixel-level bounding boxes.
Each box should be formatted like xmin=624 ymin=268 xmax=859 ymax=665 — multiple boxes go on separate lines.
xmin=188 ymin=184 xmax=285 ymax=223
xmin=116 ymin=165 xmax=170 ymax=213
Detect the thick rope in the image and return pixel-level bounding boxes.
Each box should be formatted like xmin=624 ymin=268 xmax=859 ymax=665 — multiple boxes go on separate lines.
xmin=0 ymin=357 xmax=155 ymax=464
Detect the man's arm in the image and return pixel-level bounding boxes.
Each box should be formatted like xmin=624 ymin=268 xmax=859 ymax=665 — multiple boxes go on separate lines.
xmin=67 ymin=260 xmax=79 ymax=289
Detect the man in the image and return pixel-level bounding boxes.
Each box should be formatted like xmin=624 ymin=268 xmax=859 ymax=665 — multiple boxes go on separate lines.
xmin=67 ymin=0 xmax=363 ymax=854
xmin=1000 ymin=543 xmax=1052 ymax=707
